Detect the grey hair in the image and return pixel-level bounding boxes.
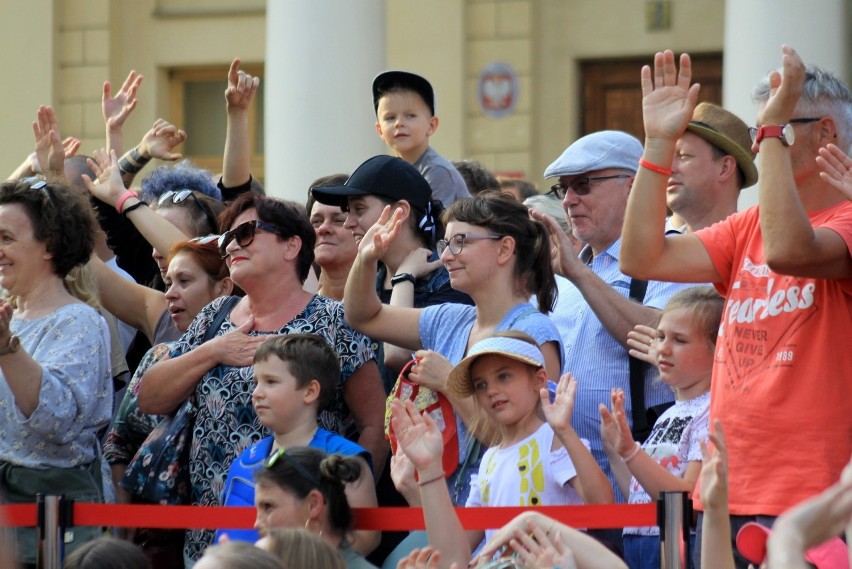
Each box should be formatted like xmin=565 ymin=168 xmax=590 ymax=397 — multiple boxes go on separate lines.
xmin=752 ymin=64 xmax=852 ymax=154
xmin=523 ymin=193 xmax=571 ymax=236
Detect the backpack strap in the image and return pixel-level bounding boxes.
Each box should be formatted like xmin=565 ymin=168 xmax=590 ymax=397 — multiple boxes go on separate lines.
xmin=627 ymin=279 xmax=651 ymax=441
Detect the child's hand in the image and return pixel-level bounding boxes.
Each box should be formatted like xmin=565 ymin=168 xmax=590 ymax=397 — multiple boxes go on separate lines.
xmin=626 ymin=324 xmax=658 ymax=367
xmin=390 ymin=450 xmax=420 ymax=506
xmin=598 ymin=388 xmax=636 ymax=458
xmin=358 ymin=205 xmax=405 ymax=264
xmin=699 ymin=419 xmax=728 ymax=512
xmin=541 ymin=373 xmax=578 ymax=435
xmin=817 ymin=143 xmax=852 ymax=202
xmin=396 ymin=546 xmax=457 ymax=569
xmin=83 ymin=148 xmax=127 ymax=206
xmin=508 ymin=523 xmax=578 ymax=569
xmin=390 ymin=399 xmax=444 ymax=473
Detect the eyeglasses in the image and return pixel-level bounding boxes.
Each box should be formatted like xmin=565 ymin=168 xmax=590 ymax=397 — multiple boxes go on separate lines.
xmin=21 ymin=176 xmax=54 ymax=204
xmin=436 ymin=233 xmax=502 ymax=256
xmin=158 ymin=189 xmax=219 ymax=234
xmin=547 ymin=174 xmax=632 ymax=199
xmin=217 ymin=219 xmax=288 ymax=258
xmin=265 ymin=448 xmax=318 ymax=485
xmin=189 ymin=234 xmax=220 ymax=245
xmin=747 ymin=117 xmax=823 ymax=144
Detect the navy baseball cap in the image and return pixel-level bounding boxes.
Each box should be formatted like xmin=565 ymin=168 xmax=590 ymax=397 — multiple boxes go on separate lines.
xmin=372 ymin=70 xmax=435 ymax=116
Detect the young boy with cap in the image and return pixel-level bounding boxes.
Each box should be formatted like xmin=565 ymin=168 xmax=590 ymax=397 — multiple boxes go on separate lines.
xmin=372 ymin=71 xmax=470 ymax=207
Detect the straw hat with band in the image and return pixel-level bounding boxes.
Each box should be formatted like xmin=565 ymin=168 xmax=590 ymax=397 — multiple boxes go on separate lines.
xmin=447 ymin=335 xmax=546 ymax=399
xmin=685 ymin=102 xmax=758 ymax=189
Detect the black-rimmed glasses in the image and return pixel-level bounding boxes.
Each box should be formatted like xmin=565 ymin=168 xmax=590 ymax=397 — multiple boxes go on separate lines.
xmin=217 ymin=219 xmax=288 ymax=258
xmin=436 ymin=233 xmax=503 ymax=256
xmin=747 ymin=117 xmax=823 ymax=144
xmin=158 ymin=189 xmax=219 ymax=234
xmin=547 ymin=174 xmax=631 ymax=199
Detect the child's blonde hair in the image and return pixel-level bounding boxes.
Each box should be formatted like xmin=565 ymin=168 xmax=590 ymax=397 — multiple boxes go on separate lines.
xmin=661 ymin=286 xmax=724 ymax=348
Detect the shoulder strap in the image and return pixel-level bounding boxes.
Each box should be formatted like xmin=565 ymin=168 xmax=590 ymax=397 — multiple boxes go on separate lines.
xmin=203 ymin=296 xmax=241 ymax=343
xmin=627 ymin=279 xmax=651 ymax=439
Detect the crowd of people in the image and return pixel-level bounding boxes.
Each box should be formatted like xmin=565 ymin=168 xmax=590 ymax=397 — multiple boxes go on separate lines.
xmin=0 ymin=44 xmax=850 ymax=569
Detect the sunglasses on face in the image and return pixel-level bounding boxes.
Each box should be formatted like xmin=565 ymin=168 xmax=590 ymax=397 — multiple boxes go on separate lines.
xmin=217 ymin=219 xmax=287 ymax=258
xmin=547 ymin=174 xmax=631 ymax=199
xmin=158 ymin=189 xmax=219 ymax=234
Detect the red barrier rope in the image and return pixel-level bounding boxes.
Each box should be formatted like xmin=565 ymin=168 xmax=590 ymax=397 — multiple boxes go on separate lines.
xmin=1 ymin=502 xmax=655 ymax=531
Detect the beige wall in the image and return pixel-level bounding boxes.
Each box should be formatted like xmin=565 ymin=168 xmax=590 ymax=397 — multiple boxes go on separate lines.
xmin=0 ymin=0 xmax=730 ymax=191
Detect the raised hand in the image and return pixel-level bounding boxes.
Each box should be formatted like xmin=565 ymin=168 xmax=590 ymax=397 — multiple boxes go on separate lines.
xmin=541 ymin=373 xmax=578 ymax=435
xmin=32 ymin=106 xmax=66 ymax=176
xmin=397 ymin=247 xmax=442 ymax=280
xmin=396 ymin=546 xmax=457 ymax=569
xmin=358 ymin=205 xmax=406 ymax=264
xmin=817 ymin=143 xmax=852 ymax=202
xmin=757 ymin=45 xmax=806 ymax=128
xmin=390 ymin=450 xmax=420 ymax=506
xmin=82 ymin=148 xmax=127 ymax=206
xmin=699 ymin=420 xmax=728 ymax=512
xmin=599 ymin=388 xmax=636 ymax=457
xmin=225 ymin=58 xmax=260 ymax=112
xmin=103 ymin=70 xmax=143 ymax=131
xmin=389 ymin=399 xmax=444 ymax=473
xmin=529 ymin=209 xmax=583 ymax=279
xmin=140 ymin=118 xmax=187 ymax=161
xmin=508 ymin=523 xmax=578 ymax=569
xmin=640 ymin=50 xmax=701 ymax=143
xmin=626 ymin=324 xmax=659 ymax=366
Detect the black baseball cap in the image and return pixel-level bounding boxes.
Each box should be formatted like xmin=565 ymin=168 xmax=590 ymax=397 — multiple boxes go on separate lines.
xmin=372 ymin=70 xmax=435 ymax=116
xmin=311 ymin=155 xmax=433 ymax=211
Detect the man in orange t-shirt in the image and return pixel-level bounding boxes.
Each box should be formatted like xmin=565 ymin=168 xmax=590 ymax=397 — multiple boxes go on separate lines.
xmin=619 ymin=46 xmax=852 ymax=569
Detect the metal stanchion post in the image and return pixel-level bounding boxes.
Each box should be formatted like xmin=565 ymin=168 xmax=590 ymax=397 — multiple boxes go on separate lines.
xmin=37 ymin=494 xmax=61 ymax=569
xmin=659 ymin=491 xmax=690 ymax=569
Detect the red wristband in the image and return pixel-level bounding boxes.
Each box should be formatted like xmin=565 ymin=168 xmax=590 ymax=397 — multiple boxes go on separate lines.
xmin=639 ymin=158 xmax=673 ymax=177
xmin=115 ymin=189 xmax=139 ymax=214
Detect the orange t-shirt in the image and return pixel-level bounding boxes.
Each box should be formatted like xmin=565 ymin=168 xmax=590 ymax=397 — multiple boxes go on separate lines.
xmin=694 ymin=202 xmax=852 ymax=516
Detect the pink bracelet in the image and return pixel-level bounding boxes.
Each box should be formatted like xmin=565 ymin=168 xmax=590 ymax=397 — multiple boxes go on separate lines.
xmin=639 ymin=158 xmax=673 ymax=177
xmin=622 ymin=442 xmax=642 ymax=464
xmin=115 ymin=189 xmax=139 ymax=214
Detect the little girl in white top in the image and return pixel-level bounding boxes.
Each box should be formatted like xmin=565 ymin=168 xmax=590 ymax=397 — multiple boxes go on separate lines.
xmin=390 ymin=330 xmax=613 ymax=568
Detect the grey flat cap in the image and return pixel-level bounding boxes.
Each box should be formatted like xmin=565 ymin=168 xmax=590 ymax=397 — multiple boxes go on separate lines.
xmin=544 ymin=130 xmax=643 ymax=179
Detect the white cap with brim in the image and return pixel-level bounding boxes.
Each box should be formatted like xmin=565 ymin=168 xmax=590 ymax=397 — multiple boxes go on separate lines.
xmin=447 ymin=336 xmax=545 ymax=398
xmin=544 ymin=130 xmax=643 ymax=179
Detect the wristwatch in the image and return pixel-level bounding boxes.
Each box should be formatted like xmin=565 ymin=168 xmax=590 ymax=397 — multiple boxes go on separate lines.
xmin=755 ymin=124 xmax=795 ymax=146
xmin=390 ymin=273 xmax=417 ymax=287
xmin=0 ymin=335 xmax=21 ymax=357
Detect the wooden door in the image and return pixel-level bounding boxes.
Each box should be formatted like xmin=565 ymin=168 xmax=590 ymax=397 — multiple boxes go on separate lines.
xmin=580 ymin=53 xmax=723 ymax=138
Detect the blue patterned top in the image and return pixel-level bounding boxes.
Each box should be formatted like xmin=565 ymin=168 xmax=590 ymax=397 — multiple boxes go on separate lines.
xmin=170 ymin=294 xmax=376 ymax=561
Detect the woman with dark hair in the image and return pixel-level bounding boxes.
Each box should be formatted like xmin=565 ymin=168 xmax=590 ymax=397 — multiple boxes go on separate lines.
xmin=306 ymin=174 xmax=357 ymax=301
xmin=253 ymin=448 xmax=377 ymax=569
xmin=62 ymin=536 xmax=152 ymax=569
xmin=344 ymin=190 xmax=563 ymax=506
xmin=138 ymin=192 xmax=386 ymax=562
xmin=0 ymin=179 xmax=112 ymax=565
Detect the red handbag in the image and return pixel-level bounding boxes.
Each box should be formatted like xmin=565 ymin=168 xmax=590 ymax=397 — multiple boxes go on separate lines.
xmin=385 ymin=358 xmax=460 ymax=478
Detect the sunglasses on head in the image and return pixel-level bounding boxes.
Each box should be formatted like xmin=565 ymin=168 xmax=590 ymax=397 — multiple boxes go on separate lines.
xmin=189 ymin=234 xmax=220 ymax=246
xmin=217 ymin=219 xmax=287 ymax=258
xmin=265 ymin=448 xmax=318 ymax=485
xmin=158 ymin=189 xmax=219 ymax=234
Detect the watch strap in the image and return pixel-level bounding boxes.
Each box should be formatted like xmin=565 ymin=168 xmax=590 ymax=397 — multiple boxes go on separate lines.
xmin=391 ymin=273 xmax=417 ymax=287
xmin=756 ymin=125 xmax=787 ymax=146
